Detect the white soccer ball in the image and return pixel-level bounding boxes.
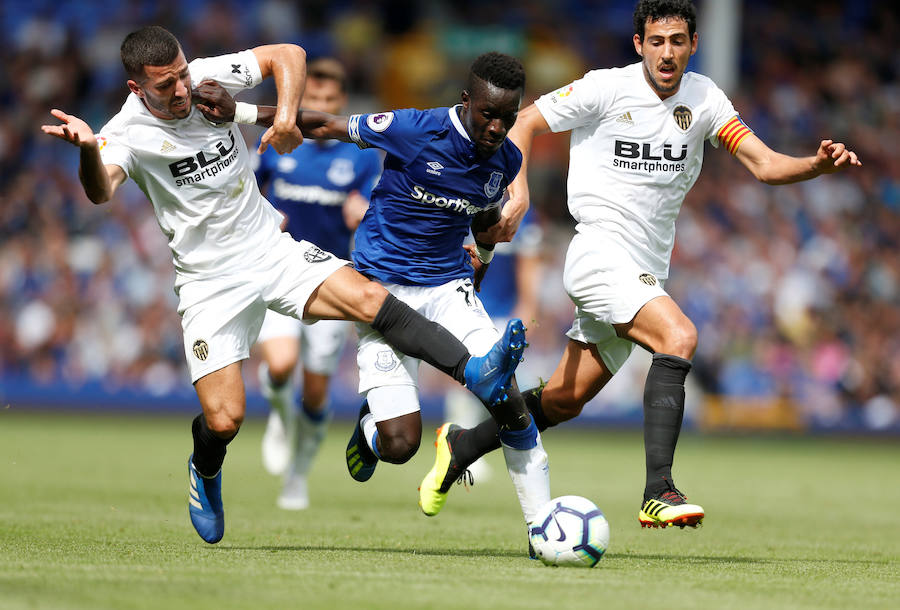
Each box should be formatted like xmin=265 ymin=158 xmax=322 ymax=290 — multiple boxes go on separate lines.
xmin=529 ymin=495 xmax=610 ymax=567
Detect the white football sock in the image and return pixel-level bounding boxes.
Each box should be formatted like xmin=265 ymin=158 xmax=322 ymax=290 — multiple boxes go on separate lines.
xmin=501 ymin=434 xmax=551 ymax=524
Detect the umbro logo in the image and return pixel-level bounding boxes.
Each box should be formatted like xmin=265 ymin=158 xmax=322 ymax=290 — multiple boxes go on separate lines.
xmin=426 ymin=161 xmax=443 ymax=176
xmin=616 ymin=112 xmax=634 ymax=126
xmin=231 ymin=64 xmax=241 ymax=74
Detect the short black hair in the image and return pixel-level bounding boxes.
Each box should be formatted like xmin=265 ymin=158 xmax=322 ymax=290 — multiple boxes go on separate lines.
xmin=633 ymin=0 xmax=697 ymax=41
xmin=307 ymin=57 xmax=348 ymax=93
xmin=120 ymin=25 xmax=182 ymax=81
xmin=468 ymin=52 xmax=525 ymax=93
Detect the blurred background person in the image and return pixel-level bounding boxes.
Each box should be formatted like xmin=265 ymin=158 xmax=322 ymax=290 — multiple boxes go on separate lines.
xmin=253 ymin=57 xmax=381 ymax=510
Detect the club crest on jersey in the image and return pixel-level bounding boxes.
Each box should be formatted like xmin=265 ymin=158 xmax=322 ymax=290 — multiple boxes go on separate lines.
xmin=639 ymin=273 xmax=658 ymax=286
xmin=673 ymin=105 xmax=693 ymax=131
xmin=303 ymin=245 xmax=333 ymax=263
xmin=367 ymin=112 xmax=394 ymax=132
xmin=483 ymin=171 xmax=504 ymax=198
xmin=374 ymin=350 xmax=398 ymax=372
xmin=327 ymin=158 xmax=356 ymax=186
xmin=192 ymin=339 xmax=209 ymax=361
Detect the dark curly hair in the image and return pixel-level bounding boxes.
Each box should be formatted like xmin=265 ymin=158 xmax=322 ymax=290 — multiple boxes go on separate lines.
xmin=633 ymin=0 xmax=697 ymax=41
xmin=468 ymin=51 xmax=525 ymax=93
xmin=121 ymin=26 xmax=182 ymax=81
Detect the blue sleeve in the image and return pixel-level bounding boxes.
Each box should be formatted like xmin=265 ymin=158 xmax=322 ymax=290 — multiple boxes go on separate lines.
xmin=354 ymin=150 xmax=382 ymax=200
xmin=348 ymin=108 xmax=438 ymax=165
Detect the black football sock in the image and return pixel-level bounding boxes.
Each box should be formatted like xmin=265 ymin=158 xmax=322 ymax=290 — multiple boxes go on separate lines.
xmin=522 ymin=387 xmax=553 ymax=431
xmin=643 ymin=353 xmax=691 ymax=498
xmin=453 ymin=386 xmax=555 ymax=468
xmin=191 ymin=414 xmax=237 ymax=478
xmin=371 ymin=293 xmax=469 ymax=383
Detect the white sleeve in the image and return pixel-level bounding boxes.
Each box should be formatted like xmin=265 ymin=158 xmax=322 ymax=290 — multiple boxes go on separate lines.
xmin=705 ymin=83 xmax=740 ymax=147
xmin=533 ymin=69 xmax=612 ymax=133
xmin=96 ymin=120 xmax=134 ymax=176
xmin=188 ymin=49 xmax=263 ymax=96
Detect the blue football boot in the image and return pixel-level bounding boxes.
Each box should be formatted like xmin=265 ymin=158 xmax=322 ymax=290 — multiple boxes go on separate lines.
xmin=188 ymin=455 xmax=224 ymax=544
xmin=464 ymin=318 xmax=526 ymax=407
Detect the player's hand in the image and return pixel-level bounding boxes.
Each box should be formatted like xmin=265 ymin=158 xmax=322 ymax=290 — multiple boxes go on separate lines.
xmin=342 ymin=190 xmax=369 ymax=230
xmin=41 ymin=110 xmax=96 ymax=148
xmin=463 ymin=243 xmax=490 ymax=292
xmin=814 ymin=139 xmax=862 ymax=174
xmin=192 ymin=80 xmax=236 ymax=124
xmin=482 ymin=196 xmax=528 ymax=243
xmin=260 ymin=120 xmax=302 ymax=155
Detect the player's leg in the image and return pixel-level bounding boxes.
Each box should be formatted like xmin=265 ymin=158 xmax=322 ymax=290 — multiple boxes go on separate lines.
xmin=419 ymin=337 xmax=612 ymax=517
xmin=178 ymin=271 xmax=266 ymax=544
xmin=346 ymin=305 xmax=425 ymax=481
xmin=189 ymin=362 xmax=246 ymax=544
xmin=277 ymin=320 xmax=347 ymax=509
xmin=305 ymin=265 xmax=523 ymax=406
xmin=257 ymin=312 xmax=301 ymax=476
xmin=419 ymin=279 xmax=547 ymax=526
xmin=616 ymin=295 xmax=704 ymax=528
xmin=346 ymin=393 xmax=423 ymax=481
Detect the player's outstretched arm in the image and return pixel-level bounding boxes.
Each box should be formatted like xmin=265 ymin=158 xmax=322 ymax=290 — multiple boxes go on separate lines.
xmin=251 ymin=44 xmax=306 ymax=155
xmin=490 ymin=103 xmax=552 ymax=243
xmin=40 ymin=109 xmax=125 ymax=204
xmin=734 ymin=133 xmax=862 ymax=185
xmin=192 ymin=80 xmax=351 ymax=151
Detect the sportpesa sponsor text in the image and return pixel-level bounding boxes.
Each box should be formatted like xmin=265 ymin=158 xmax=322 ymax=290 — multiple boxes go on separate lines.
xmin=409 ymin=184 xmax=483 ymax=215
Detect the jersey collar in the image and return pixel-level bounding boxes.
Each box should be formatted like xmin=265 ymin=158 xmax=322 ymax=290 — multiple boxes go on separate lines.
xmin=448 ymin=104 xmax=471 ymax=142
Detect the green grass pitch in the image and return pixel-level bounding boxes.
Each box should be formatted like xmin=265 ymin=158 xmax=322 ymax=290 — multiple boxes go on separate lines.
xmin=1 ymin=409 xmax=898 ymax=609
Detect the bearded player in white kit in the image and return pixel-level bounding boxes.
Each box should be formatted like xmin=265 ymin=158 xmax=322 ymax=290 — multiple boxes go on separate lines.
xmin=41 ymin=26 xmax=529 ymax=544
xmin=419 ymin=0 xmax=861 ymax=529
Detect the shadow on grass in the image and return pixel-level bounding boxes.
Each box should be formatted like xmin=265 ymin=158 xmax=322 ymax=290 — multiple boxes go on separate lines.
xmin=217 ymin=546 xmax=894 ymax=566
xmin=218 ymin=545 xmax=527 ymax=559
xmin=609 ymin=552 xmax=892 ymax=566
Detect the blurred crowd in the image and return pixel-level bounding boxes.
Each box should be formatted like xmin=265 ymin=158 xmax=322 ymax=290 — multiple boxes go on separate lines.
xmin=1 ymin=0 xmax=897 ymax=430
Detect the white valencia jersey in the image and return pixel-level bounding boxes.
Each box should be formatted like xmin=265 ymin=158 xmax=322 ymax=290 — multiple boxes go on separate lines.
xmin=97 ymin=50 xmax=283 ymax=284
xmin=535 ymin=62 xmax=741 ymax=279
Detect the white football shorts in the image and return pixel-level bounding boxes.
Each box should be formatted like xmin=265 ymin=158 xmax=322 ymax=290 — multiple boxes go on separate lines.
xmin=256 ymin=309 xmax=351 ymax=375
xmin=356 ymin=278 xmax=498 ymax=422
xmin=177 ymin=232 xmax=348 ymax=382
xmin=563 ymin=228 xmax=667 ymax=375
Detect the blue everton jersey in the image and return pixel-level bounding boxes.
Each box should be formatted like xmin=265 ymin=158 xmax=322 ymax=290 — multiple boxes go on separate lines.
xmin=347 ymin=106 xmax=523 ymax=286
xmin=255 ymin=139 xmax=381 ymax=257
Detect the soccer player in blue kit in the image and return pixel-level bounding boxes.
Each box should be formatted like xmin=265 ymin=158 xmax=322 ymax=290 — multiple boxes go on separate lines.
xmin=195 ymin=52 xmax=552 ymax=533
xmin=252 ymin=58 xmax=381 ymax=510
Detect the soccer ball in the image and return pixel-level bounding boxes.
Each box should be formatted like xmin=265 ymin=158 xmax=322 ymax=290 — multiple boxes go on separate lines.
xmin=529 ymin=495 xmax=610 ymax=568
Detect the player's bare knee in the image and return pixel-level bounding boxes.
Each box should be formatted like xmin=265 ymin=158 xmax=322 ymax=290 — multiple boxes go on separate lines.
xmin=663 ymin=320 xmax=697 ymax=360
xmin=266 ymin=360 xmax=295 ymax=385
xmin=378 ymin=433 xmax=420 ymax=464
xmin=541 ymin=388 xmax=585 ymax=423
xmin=205 ymin=410 xmax=243 ymax=438
xmin=356 ymin=281 xmax=389 ymax=322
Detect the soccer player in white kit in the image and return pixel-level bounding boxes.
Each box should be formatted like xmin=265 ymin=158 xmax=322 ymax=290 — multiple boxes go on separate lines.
xmin=419 ymin=0 xmax=861 ymax=530
xmin=41 ymin=26 xmax=531 ymax=545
